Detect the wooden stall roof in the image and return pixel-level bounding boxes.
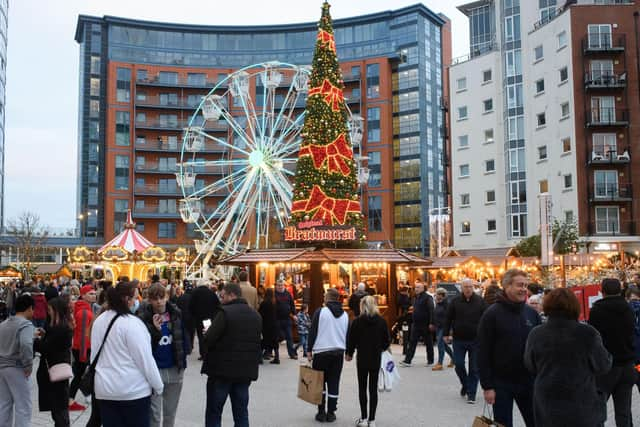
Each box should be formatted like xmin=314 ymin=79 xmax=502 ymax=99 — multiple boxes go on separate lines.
xmin=443 ymin=247 xmax=520 ymax=258
xmin=34 ymin=264 xmax=64 ymax=275
xmin=219 ymin=248 xmax=432 ymax=265
xmin=426 ymin=256 xmax=482 ymax=269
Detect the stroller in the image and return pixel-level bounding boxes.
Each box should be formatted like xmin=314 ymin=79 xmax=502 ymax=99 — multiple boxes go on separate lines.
xmin=391 ymin=312 xmax=412 ymax=355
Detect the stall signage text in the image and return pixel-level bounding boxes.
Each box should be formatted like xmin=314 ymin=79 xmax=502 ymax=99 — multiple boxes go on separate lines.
xmin=284 ymin=225 xmax=356 ymax=242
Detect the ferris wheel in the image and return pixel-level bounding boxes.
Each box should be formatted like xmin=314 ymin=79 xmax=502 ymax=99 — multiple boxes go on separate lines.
xmin=177 ymin=61 xmax=365 ymax=279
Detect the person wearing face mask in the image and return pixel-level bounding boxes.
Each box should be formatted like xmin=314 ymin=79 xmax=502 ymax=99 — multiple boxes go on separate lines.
xmin=90 ymin=282 xmax=163 ymax=427
xmin=477 ymin=269 xmax=541 ymax=427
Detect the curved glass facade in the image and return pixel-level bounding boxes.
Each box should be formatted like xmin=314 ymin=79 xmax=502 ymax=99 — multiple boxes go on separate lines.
xmin=75 ymin=6 xmax=449 ymax=254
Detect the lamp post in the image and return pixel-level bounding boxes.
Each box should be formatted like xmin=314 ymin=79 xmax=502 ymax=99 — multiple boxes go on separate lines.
xmin=78 ymin=211 xmax=92 ymax=245
xmin=428 ymin=206 xmax=451 ymax=258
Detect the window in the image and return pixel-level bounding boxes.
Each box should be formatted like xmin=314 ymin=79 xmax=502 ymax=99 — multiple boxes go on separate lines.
xmin=136 ymin=69 xmax=147 ymax=81
xmin=485 ymin=159 xmax=495 ymax=173
xmin=457 ymin=106 xmax=468 ymax=121
xmin=89 ymin=100 xmax=99 ymax=118
xmin=367 ymin=108 xmax=380 ymax=142
xmin=562 ymin=137 xmax=571 ymax=153
xmin=90 ymin=78 xmax=100 ymax=97
xmin=136 ymin=223 xmax=145 ymax=233
xmin=115 ymin=112 xmax=130 ymax=146
xmin=158 ymin=72 xmax=178 ymax=85
xmin=595 ymin=206 xmax=619 ymax=234
xmin=483 ymin=98 xmax=493 ymax=113
xmin=540 ymin=0 xmax=558 ymax=23
xmin=534 ymin=45 xmax=544 ymax=61
xmin=115 ymin=155 xmax=129 ymax=190
xmin=538 ymin=146 xmax=548 ymax=160
xmin=487 ymin=219 xmax=497 ymax=232
xmin=158 ymin=222 xmax=177 ymax=239
xmin=537 ymin=113 xmax=546 ymax=127
xmin=588 ymin=24 xmax=612 ymax=49
xmin=592 ymin=133 xmax=616 ymax=156
xmin=461 ymin=221 xmax=471 ymax=234
xmin=136 ymin=91 xmax=147 ymax=101
xmin=559 ymin=67 xmax=568 ymax=83
xmin=563 ymin=174 xmax=573 ymax=189
xmin=565 ymin=210 xmax=574 ymax=223
xmin=539 ymin=179 xmax=549 ymax=193
xmin=561 ymin=102 xmax=570 ymax=118
xmin=590 ymin=60 xmax=614 ymax=84
xmin=482 ymin=69 xmax=492 ymax=83
xmin=484 ymin=129 xmax=494 ymax=144
xmin=459 ymin=164 xmax=470 ymax=177
xmin=535 ymin=79 xmax=545 ymax=94
xmin=113 ymin=200 xmax=129 ymax=233
xmin=187 ymin=73 xmax=206 ymax=86
xmin=458 ymin=135 xmax=469 ymax=149
xmin=456 ymin=77 xmax=467 ymax=91
xmin=367 ymin=196 xmax=382 ymax=232
xmin=368 ymin=152 xmax=381 ymax=187
xmin=486 ymin=190 xmax=496 ymax=203
xmin=366 ymin=64 xmax=380 ymax=98
xmin=591 ymin=97 xmax=615 ymax=124
xmin=460 ymin=193 xmax=470 ymax=206
xmin=557 ymin=31 xmax=567 ymax=49
xmin=90 ymin=56 xmax=101 ymax=74
xmin=594 ymin=170 xmax=618 ymax=198
xmin=116 ymin=68 xmax=131 ymax=103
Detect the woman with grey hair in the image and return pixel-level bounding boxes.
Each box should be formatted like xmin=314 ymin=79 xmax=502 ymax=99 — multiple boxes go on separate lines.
xmin=432 ymin=288 xmax=454 ymax=371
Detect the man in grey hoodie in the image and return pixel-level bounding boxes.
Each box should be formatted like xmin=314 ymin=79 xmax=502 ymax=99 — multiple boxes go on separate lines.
xmin=0 ymin=294 xmax=35 ymax=427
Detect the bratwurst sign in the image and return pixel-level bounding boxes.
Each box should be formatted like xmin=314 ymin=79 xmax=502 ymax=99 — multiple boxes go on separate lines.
xmin=283 ymin=224 xmax=357 ymax=242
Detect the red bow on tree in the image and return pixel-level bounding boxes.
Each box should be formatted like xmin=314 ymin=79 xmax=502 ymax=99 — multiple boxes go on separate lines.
xmin=308 ymin=79 xmax=344 ymax=112
xmin=299 ymin=133 xmax=352 ymax=176
xmin=292 ymin=185 xmax=361 ymax=225
xmin=317 ymin=29 xmax=336 ymax=53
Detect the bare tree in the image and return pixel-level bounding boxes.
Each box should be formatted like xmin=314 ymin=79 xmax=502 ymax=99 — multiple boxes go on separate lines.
xmin=4 ymin=211 xmax=49 ymax=280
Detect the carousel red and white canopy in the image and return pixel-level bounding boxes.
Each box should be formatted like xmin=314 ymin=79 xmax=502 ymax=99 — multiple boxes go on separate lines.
xmin=98 ymin=210 xmax=154 ymax=254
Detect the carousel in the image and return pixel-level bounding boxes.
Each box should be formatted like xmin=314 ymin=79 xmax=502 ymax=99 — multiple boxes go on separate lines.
xmin=68 ymin=211 xmax=189 ymax=283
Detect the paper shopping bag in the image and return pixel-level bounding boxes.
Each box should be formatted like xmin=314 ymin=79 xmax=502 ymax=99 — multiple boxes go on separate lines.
xmin=297 ymin=365 xmax=324 ymax=405
xmin=472 ymin=415 xmax=505 ymax=427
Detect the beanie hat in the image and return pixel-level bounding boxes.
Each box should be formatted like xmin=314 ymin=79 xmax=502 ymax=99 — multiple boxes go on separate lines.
xmin=80 ymin=285 xmax=94 ymax=296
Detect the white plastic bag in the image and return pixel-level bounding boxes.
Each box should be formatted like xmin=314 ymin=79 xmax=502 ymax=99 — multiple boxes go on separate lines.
xmin=378 ymin=350 xmax=400 ymax=392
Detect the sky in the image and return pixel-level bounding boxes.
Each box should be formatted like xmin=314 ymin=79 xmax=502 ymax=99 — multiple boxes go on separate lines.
xmin=4 ymin=0 xmax=470 ymax=229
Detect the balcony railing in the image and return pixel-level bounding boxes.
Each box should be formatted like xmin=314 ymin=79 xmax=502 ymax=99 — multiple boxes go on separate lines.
xmin=135 ymin=119 xmax=229 ymax=131
xmin=135 ymin=138 xmax=226 ymax=153
xmin=135 ymin=162 xmax=179 ymax=174
xmin=451 ymin=41 xmax=498 ymax=66
xmin=589 ymin=183 xmax=633 ymax=201
xmin=584 ymin=71 xmax=627 ymax=89
xmin=136 ymin=75 xmax=222 ymax=88
xmin=135 ymin=96 xmax=203 ymax=109
xmin=588 ymin=149 xmax=630 ymax=164
xmin=582 ymin=34 xmax=626 ymax=54
xmin=588 ymin=220 xmax=635 ymax=236
xmin=586 ymin=108 xmax=629 ymax=127
xmin=132 ymin=206 xmax=181 ymax=218
xmin=134 ymin=184 xmax=181 ymax=195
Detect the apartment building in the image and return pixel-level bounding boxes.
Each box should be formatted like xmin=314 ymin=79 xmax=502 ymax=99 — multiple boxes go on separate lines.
xmin=74 ymin=5 xmax=451 ymax=254
xmin=450 ymin=0 xmax=640 ymax=254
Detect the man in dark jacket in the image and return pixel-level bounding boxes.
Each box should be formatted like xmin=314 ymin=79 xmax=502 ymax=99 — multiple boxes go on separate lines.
xmin=588 ymin=278 xmax=637 ymax=427
xmin=176 ymin=280 xmax=195 ymax=353
xmin=275 ymin=280 xmax=297 ymax=359
xmin=444 ymin=279 xmax=486 ymax=403
xmin=348 ymin=283 xmax=368 ymax=316
xmin=308 ymin=288 xmax=349 ymax=423
xmin=478 ymin=269 xmax=540 ymax=427
xmin=400 ymin=280 xmax=435 ymax=367
xmin=189 ymin=282 xmax=220 ymax=360
xmin=203 ymin=283 xmax=261 ymax=427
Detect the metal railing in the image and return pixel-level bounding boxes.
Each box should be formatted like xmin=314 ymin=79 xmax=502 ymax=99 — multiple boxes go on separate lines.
xmin=586 ymin=108 xmax=628 ymax=126
xmin=588 ymin=149 xmax=630 ymax=164
xmin=589 ymin=220 xmax=635 ymax=236
xmin=135 ymin=138 xmax=226 ymax=153
xmin=584 ymin=71 xmax=627 ymax=88
xmin=590 ymin=183 xmax=632 ymax=200
xmin=135 ymin=119 xmax=229 ymax=131
xmin=583 ymin=34 xmax=626 ymax=53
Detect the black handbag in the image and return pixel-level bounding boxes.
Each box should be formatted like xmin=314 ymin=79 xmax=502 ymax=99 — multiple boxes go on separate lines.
xmin=79 ymin=313 xmax=120 ymax=396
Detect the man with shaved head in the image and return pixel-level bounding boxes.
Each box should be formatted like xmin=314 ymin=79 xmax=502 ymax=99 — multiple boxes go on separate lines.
xmin=400 ymin=280 xmax=435 ymax=367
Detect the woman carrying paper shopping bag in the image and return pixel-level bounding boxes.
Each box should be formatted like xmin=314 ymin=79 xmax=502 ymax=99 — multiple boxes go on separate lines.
xmin=346 ymin=296 xmax=391 ymax=427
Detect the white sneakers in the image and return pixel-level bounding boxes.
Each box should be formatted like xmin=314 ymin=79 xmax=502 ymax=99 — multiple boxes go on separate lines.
xmin=356 ymin=419 xmax=375 ymax=427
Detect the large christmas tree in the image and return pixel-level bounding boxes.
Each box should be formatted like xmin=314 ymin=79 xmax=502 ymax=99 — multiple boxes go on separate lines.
xmin=290 ymin=1 xmax=364 ymax=242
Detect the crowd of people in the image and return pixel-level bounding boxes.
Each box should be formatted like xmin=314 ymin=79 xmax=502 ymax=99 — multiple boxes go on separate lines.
xmin=0 ymin=269 xmax=639 ymax=426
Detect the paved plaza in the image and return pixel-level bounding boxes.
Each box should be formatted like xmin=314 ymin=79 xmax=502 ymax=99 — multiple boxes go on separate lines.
xmin=30 ymin=343 xmax=640 ymax=427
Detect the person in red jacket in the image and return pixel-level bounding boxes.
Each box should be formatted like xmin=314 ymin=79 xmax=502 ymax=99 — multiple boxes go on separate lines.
xmin=31 ymin=289 xmax=48 ymax=329
xmin=68 ymin=285 xmax=96 ymax=411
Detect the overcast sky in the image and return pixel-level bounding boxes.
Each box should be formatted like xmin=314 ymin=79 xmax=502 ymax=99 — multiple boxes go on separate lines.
xmin=5 ymin=0 xmax=469 ymax=229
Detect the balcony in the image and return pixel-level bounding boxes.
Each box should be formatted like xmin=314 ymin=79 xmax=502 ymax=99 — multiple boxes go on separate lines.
xmin=135 ymin=96 xmax=202 ymax=110
xmin=588 ymin=220 xmax=635 ymax=236
xmin=585 ymin=108 xmax=628 ymax=127
xmin=135 ymin=162 xmax=179 ymax=174
xmin=135 ymin=119 xmax=229 ymax=132
xmin=132 ymin=206 xmax=181 ymax=219
xmin=582 ymin=34 xmax=625 ymax=54
xmin=588 ymin=149 xmax=630 ymax=165
xmin=584 ymin=71 xmax=627 ymax=89
xmin=134 ymin=184 xmax=182 ymax=196
xmin=135 ymin=138 xmax=226 ymax=154
xmin=342 ymin=72 xmax=361 ymax=83
xmin=589 ymin=183 xmax=633 ymax=202
xmin=136 ymin=75 xmax=222 ymax=89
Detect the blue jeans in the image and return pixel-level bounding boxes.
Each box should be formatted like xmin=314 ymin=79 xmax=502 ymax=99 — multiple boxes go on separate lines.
xmin=436 ymin=328 xmax=453 ymax=365
xmin=493 ymin=381 xmax=535 ymax=427
xmin=205 ymin=378 xmax=250 ymax=427
xmin=277 ymin=318 xmax=296 ymax=358
xmin=296 ymin=333 xmax=309 ymax=355
xmin=452 ymin=339 xmax=479 ymax=399
xmin=100 ymin=396 xmax=151 ymax=427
